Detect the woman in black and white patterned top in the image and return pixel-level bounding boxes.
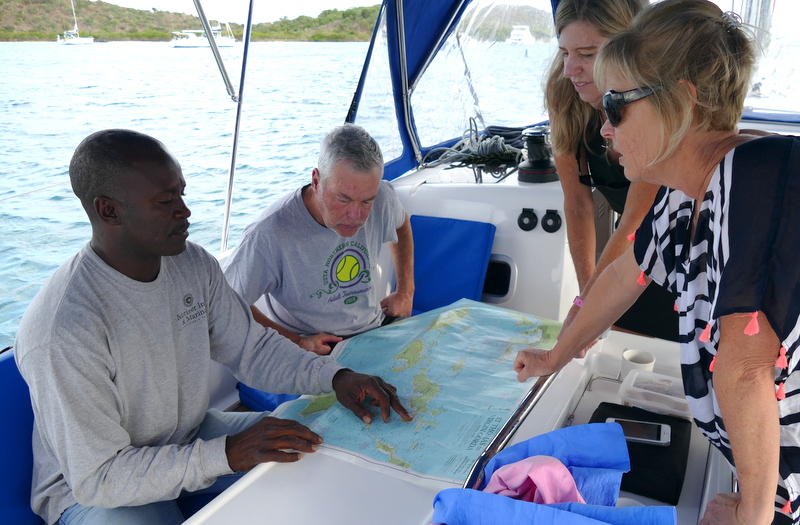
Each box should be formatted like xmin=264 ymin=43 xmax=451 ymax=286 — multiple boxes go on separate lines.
xmin=514 ymin=1 xmax=800 ymax=524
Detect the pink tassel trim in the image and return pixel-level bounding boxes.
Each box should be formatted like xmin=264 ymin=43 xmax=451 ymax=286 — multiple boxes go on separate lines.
xmin=743 ymin=311 xmax=760 ymax=336
xmin=699 ymin=323 xmax=711 ymax=342
xmin=782 ymin=499 xmax=792 ymax=514
xmin=636 ymin=271 xmax=647 ymax=286
xmin=777 ymin=382 xmax=787 ymax=400
xmin=777 ymin=346 xmax=789 ymax=370
xmin=709 ymin=355 xmax=716 ymax=372
xmin=626 ymin=232 xmax=636 ymax=242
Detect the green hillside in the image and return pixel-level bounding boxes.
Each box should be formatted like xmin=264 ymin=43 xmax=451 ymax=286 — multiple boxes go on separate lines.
xmin=1 ymin=0 xmax=203 ymax=41
xmin=0 ymin=0 xmax=381 ymax=42
xmin=0 ymin=0 xmax=552 ymax=43
xmin=252 ymin=7 xmax=380 ymax=41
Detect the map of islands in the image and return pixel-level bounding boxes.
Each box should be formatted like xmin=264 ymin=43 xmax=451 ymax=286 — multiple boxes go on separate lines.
xmin=272 ymin=299 xmax=561 ymax=483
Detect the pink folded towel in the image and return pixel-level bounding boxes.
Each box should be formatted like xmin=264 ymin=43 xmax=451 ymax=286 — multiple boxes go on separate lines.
xmin=482 ymin=455 xmax=586 ymax=504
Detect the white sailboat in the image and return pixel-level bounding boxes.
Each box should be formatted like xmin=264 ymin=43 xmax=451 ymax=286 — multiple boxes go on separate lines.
xmin=56 ymin=0 xmax=93 ymax=45
xmin=505 ymin=25 xmax=535 ymax=45
xmin=170 ymin=22 xmax=236 ymax=48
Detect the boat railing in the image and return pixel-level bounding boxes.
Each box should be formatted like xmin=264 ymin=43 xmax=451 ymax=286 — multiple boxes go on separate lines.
xmin=462 ymin=372 xmax=557 ymax=489
xmin=187 ymin=0 xmax=256 ymax=254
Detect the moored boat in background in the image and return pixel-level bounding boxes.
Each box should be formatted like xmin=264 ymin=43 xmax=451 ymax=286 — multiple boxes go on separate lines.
xmin=506 ymin=24 xmax=535 ymax=45
xmin=170 ymin=23 xmax=236 ymax=48
xmin=56 ymin=0 xmax=93 ymax=45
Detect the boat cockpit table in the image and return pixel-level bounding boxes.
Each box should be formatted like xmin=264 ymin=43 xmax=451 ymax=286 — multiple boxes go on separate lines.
xmin=185 ymin=303 xmax=731 ymax=525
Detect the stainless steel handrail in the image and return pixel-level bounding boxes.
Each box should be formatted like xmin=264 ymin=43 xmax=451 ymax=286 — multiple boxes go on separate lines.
xmin=462 ymin=372 xmax=557 ymax=489
xmin=219 ymin=0 xmax=255 ymax=254
xmin=192 ymin=0 xmax=238 ymax=103
xmin=189 ymin=0 xmax=255 ymax=254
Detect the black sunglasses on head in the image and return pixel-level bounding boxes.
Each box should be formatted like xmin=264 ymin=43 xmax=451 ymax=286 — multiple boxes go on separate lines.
xmin=602 ymin=87 xmax=657 ymax=127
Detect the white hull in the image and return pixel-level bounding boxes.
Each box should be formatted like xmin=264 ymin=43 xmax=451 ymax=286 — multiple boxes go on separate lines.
xmin=57 ymin=36 xmax=94 ymax=45
xmin=170 ymin=36 xmax=236 ymax=48
xmin=170 ymin=25 xmax=237 ymax=48
xmin=57 ymin=28 xmax=93 ymax=45
xmin=506 ymin=25 xmax=535 ymax=45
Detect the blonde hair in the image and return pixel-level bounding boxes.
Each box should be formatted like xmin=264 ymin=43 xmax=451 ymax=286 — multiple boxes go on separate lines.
xmin=545 ymin=0 xmax=648 ymax=156
xmin=595 ymin=0 xmax=756 ymax=163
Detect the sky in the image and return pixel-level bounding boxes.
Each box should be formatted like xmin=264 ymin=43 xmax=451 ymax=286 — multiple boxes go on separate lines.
xmin=100 ymin=0 xmax=554 ymax=25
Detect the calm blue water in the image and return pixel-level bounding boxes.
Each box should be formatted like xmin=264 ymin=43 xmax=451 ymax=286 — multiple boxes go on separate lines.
xmin=0 ymin=41 xmax=369 ymax=349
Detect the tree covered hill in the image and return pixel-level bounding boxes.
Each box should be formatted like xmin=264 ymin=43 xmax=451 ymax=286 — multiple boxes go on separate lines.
xmin=1 ymin=0 xmax=202 ymax=41
xmin=0 ymin=0 xmax=552 ymax=43
xmin=0 ymin=0 xmax=380 ymax=42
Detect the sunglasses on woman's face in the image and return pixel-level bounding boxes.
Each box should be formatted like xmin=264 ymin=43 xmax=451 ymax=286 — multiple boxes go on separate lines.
xmin=602 ymin=87 xmax=657 ymax=127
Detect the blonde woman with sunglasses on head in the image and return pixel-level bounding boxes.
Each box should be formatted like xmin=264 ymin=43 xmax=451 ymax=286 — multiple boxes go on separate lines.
xmin=518 ymin=1 xmax=800 ymax=523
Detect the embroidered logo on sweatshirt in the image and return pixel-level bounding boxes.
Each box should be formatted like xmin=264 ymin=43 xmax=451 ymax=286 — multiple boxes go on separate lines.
xmin=176 ymin=296 xmax=207 ymax=330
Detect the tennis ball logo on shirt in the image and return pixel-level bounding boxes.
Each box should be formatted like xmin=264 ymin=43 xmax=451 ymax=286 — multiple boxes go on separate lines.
xmin=336 ymin=254 xmax=361 ymax=283
xmin=312 ymin=244 xmax=372 ymax=300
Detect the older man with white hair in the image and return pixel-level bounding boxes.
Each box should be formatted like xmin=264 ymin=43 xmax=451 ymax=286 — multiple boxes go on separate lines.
xmin=224 ymin=124 xmax=414 ymax=355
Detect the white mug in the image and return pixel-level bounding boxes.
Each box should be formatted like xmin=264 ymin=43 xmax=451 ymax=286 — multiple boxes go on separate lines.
xmin=621 ymin=349 xmax=655 ymax=380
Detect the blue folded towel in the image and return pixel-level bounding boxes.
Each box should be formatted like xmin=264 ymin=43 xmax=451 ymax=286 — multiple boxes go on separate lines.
xmin=432 ymin=490 xmax=676 ymax=525
xmin=432 ymin=423 xmax=677 ymax=525
xmin=481 ymin=422 xmax=629 ymax=506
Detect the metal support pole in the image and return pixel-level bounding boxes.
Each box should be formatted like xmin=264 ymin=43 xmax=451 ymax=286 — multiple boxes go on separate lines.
xmin=192 ymin=0 xmax=239 ymax=102
xmin=219 ymin=4 xmax=252 ymax=253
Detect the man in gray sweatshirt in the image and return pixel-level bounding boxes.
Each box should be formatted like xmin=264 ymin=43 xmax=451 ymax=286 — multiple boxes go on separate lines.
xmin=14 ymin=129 xmax=411 ymax=525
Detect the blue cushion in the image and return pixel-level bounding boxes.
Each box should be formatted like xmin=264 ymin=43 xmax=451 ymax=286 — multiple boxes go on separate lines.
xmin=0 ymin=349 xmax=43 ymax=524
xmin=237 ymin=382 xmax=300 ymax=412
xmin=410 ymin=215 xmax=496 ymax=313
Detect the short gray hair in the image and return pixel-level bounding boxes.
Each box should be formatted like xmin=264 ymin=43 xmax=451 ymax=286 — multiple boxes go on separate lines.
xmin=317 ymin=124 xmax=384 ymax=182
xmin=69 ymin=129 xmax=173 ymax=217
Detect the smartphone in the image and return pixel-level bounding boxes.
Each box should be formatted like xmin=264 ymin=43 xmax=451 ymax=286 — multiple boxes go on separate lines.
xmin=606 ymin=417 xmax=671 ymax=446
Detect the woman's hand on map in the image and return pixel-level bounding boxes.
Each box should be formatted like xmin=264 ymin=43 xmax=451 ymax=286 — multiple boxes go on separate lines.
xmin=513 ymin=347 xmax=562 ymax=382
xmin=332 ymin=369 xmax=414 ymax=424
xmin=225 ymin=416 xmax=323 ymax=472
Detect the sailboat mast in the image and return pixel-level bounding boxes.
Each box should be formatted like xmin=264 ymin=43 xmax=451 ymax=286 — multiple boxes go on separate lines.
xmin=70 ymin=0 xmax=79 ymax=34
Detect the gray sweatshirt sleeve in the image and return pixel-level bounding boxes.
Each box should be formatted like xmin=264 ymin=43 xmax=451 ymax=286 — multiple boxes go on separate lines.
xmin=20 ymin=337 xmax=232 ymax=510
xmin=15 ymin=245 xmax=343 ymax=515
xmin=204 ymin=249 xmax=344 ymax=393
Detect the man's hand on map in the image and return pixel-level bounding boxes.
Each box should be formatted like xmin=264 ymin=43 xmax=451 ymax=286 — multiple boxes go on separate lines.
xmin=225 ymin=416 xmax=323 ymax=472
xmin=332 ymin=369 xmax=414 ymax=424
xmin=513 ymin=347 xmax=562 ymax=382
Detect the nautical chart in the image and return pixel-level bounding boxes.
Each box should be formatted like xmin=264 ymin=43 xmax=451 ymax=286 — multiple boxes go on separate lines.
xmin=272 ymin=299 xmax=561 ymax=483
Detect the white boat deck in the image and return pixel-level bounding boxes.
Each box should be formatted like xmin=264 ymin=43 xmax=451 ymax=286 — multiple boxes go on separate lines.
xmin=187 ymin=329 xmax=730 ymax=525
xmin=193 ymin=160 xmax=742 ymax=524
